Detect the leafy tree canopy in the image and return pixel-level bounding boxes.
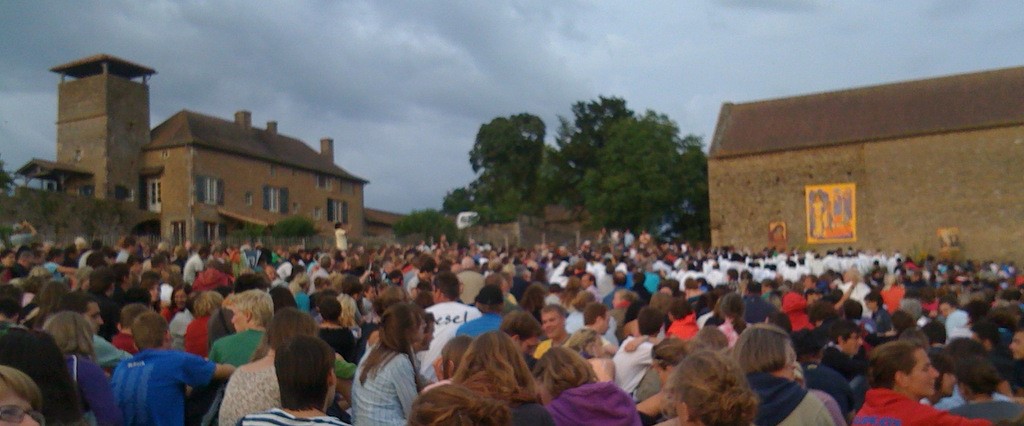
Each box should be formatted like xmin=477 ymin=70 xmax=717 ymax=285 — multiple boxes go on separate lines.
xmin=272 ymin=215 xmax=317 ymax=237
xmin=393 ymin=209 xmax=460 ymax=242
xmin=443 ymin=113 xmax=546 ymax=222
xmin=0 ymin=154 xmax=13 ymax=193
xmin=442 ymin=97 xmax=710 ymax=242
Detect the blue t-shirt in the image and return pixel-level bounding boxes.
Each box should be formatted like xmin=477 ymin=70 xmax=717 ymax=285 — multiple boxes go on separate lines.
xmin=111 ymin=349 xmax=216 ymax=426
xmin=456 ymin=313 xmax=503 ymax=337
xmin=295 ymin=292 xmax=311 ymax=312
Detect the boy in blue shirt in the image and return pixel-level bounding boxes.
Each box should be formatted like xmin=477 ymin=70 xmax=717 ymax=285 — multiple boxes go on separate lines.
xmin=112 ymin=311 xmax=234 ymax=426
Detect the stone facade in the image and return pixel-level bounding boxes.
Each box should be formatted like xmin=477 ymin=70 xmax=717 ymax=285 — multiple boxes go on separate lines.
xmin=55 ymin=65 xmax=150 ymax=200
xmin=21 ymin=54 xmax=380 ymax=243
xmin=709 ymin=68 xmax=1024 ymax=262
xmin=142 ymin=145 xmax=365 ymax=241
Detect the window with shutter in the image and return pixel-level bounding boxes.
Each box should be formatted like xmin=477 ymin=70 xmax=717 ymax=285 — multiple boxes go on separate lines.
xmin=326 ymin=199 xmax=336 ymax=222
xmin=196 ymin=176 xmax=207 ymax=203
xmin=217 ymin=179 xmax=225 ymax=205
xmin=263 ymin=186 xmax=271 ymax=210
xmin=342 ymin=201 xmax=349 ymax=224
xmin=280 ymin=188 xmax=289 ymax=214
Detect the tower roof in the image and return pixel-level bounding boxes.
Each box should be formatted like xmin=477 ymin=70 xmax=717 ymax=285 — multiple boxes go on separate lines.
xmin=50 ymin=54 xmax=156 ymax=80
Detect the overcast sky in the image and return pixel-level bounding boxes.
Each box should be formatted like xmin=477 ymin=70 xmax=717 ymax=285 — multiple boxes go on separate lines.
xmin=2 ymin=1 xmax=1024 ymax=214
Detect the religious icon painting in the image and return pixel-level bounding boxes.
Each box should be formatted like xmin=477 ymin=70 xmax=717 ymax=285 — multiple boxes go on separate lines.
xmin=805 ymin=183 xmax=856 ymax=244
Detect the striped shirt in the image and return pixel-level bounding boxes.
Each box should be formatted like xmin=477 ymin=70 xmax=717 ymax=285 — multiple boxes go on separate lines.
xmin=239 ymin=409 xmax=350 ymax=425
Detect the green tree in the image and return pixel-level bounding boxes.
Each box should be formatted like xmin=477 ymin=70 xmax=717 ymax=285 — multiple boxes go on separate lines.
xmin=466 ymin=113 xmax=546 ymax=221
xmin=0 ymin=154 xmax=13 ymax=193
xmin=581 ymin=111 xmax=708 ymax=239
xmin=552 ymin=96 xmax=635 ymax=207
xmin=393 ymin=209 xmax=460 ymax=242
xmin=441 ymin=187 xmax=475 ymax=216
xmin=665 ymin=135 xmax=710 ymax=241
xmin=272 ymin=215 xmax=317 ymax=237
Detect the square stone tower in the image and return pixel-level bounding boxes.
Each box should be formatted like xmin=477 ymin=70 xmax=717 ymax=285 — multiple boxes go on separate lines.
xmin=50 ymin=54 xmax=156 ymax=200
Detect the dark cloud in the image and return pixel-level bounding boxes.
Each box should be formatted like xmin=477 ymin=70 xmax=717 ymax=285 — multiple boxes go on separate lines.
xmin=2 ymin=1 xmax=1024 ymax=212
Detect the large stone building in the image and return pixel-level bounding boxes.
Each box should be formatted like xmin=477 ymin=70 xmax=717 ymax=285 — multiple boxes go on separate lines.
xmin=708 ymin=66 xmax=1024 ymax=262
xmin=17 ymin=54 xmax=396 ymax=242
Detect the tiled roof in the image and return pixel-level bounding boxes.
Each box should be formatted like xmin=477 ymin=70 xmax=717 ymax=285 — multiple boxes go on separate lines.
xmin=710 ymin=66 xmax=1024 ymax=158
xmin=364 ymin=208 xmax=404 ymax=226
xmin=15 ymin=158 xmax=93 ymax=177
xmin=146 ymin=110 xmax=367 ymax=183
xmin=50 ymin=54 xmax=156 ymax=79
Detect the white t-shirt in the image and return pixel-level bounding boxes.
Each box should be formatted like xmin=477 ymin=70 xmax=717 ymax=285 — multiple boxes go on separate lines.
xmin=183 ymin=254 xmax=205 ymax=284
xmin=421 ymin=301 xmax=481 ymax=382
xmin=276 ymin=262 xmax=294 ymax=282
xmin=613 ymin=336 xmax=653 ymax=397
xmin=838 ymin=281 xmax=872 ymax=318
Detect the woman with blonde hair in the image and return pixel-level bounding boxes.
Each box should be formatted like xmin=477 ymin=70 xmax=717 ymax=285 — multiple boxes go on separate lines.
xmin=184 ymin=291 xmax=224 ymax=357
xmin=0 ymin=365 xmax=44 ymax=426
xmin=664 ymin=350 xmax=758 ymax=426
xmin=352 ymin=302 xmax=424 ymax=426
xmin=209 ymin=289 xmax=273 ymax=367
xmin=410 ymin=383 xmax=511 ymax=426
xmin=563 ymin=328 xmax=615 ymax=382
xmin=288 ymin=272 xmax=311 ymax=312
xmin=533 ymin=347 xmax=640 ymax=426
xmin=453 ymin=330 xmax=555 ymax=426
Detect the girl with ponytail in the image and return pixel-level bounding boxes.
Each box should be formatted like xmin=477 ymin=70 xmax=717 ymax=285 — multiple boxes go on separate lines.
xmin=716 ymin=292 xmax=746 ymax=348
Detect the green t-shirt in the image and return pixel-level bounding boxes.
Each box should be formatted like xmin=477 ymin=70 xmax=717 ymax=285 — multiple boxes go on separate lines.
xmin=209 ymin=329 xmax=264 ymax=367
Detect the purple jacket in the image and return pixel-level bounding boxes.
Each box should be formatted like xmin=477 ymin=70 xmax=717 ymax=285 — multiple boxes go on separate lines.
xmin=546 ymin=381 xmax=641 ymax=426
xmin=66 ymin=355 xmax=124 ymax=426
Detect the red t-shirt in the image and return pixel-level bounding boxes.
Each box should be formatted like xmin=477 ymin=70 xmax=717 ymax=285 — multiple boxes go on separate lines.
xmin=782 ymin=292 xmax=812 ymax=331
xmin=853 ymin=388 xmax=991 ymax=426
xmin=184 ymin=316 xmax=211 ymax=358
xmin=111 ymin=332 xmax=139 ymax=354
xmin=667 ymin=314 xmax=699 ymax=340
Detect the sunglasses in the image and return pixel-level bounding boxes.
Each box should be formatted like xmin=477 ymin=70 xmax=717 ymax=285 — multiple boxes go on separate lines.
xmin=0 ymin=405 xmax=44 ymax=425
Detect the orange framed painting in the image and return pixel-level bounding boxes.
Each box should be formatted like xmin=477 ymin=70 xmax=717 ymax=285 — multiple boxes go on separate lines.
xmin=805 ymin=183 xmax=856 ymax=244
xmin=768 ymin=221 xmax=788 ymax=249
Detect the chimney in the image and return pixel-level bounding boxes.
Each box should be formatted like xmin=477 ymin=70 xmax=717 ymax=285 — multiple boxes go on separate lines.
xmin=320 ymin=138 xmax=334 ymax=160
xmin=234 ymin=110 xmax=251 ymax=129
xmin=266 ymin=121 xmax=277 ymax=135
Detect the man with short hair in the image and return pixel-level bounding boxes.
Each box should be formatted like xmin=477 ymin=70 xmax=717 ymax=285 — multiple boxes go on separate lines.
xmin=583 ymin=302 xmax=618 ymax=354
xmin=742 ymin=281 xmax=777 ymax=324
xmin=500 ymin=310 xmax=543 ymax=368
xmin=613 ymin=306 xmax=662 ymax=397
xmin=949 ymin=355 xmax=1024 ymax=423
xmin=405 ymin=254 xmax=436 ymax=295
xmin=58 ymin=291 xmax=131 ymax=369
xmin=112 ymin=311 xmax=234 ymax=426
xmin=533 ymin=304 xmax=569 ymax=360
xmin=8 ymin=247 xmax=34 ymax=280
xmin=456 ymin=285 xmax=505 ymax=337
xmin=456 ymin=256 xmax=485 ymax=304
xmin=852 ymin=341 xmax=988 ymax=425
xmin=183 ymin=245 xmax=209 ymax=285
xmin=822 ymin=319 xmax=868 ymax=382
xmin=89 ymin=266 xmax=122 ymax=341
xmin=421 ymin=271 xmax=480 ymax=382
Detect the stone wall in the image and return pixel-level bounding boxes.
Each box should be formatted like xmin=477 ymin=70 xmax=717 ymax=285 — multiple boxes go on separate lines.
xmin=141 ymin=146 xmax=366 ymax=241
xmin=709 ymin=125 xmax=1024 ymax=262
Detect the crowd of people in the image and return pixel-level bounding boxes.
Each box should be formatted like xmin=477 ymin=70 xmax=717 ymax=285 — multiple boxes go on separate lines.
xmin=0 ymin=226 xmax=1023 ymax=426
